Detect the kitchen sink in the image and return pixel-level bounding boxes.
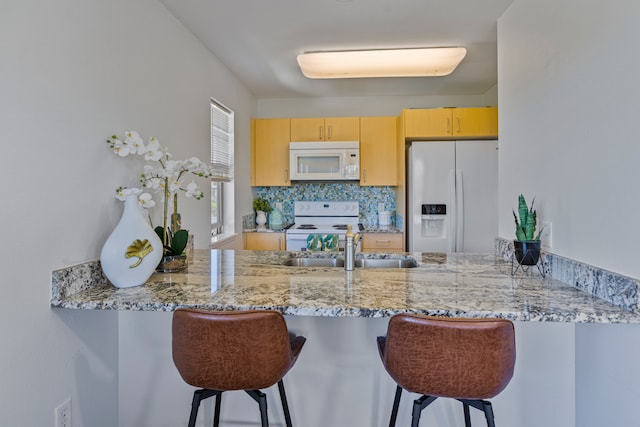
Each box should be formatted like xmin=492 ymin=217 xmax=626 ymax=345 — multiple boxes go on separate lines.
xmin=284 ymin=258 xmax=345 ymax=267
xmin=353 ymin=258 xmax=418 ymax=268
xmin=284 ymin=257 xmax=417 ymax=269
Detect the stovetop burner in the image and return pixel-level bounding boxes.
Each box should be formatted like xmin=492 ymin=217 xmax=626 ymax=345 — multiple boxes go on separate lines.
xmin=332 ymin=224 xmax=348 ymax=230
xmin=297 ymin=224 xmax=318 ymax=229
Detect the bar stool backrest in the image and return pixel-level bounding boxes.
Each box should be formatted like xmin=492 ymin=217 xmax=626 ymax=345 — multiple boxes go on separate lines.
xmin=172 ymin=309 xmax=295 ymax=391
xmin=381 ymin=314 xmax=516 ymax=400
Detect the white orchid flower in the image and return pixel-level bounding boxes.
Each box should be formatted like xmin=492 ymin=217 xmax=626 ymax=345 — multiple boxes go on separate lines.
xmin=185 ymin=181 xmax=204 ymax=199
xmin=115 ymin=186 xmax=127 ymax=201
xmin=144 ymin=137 xmax=163 ymax=161
xmin=113 ymin=138 xmax=133 ymax=157
xmin=115 ymin=187 xmax=142 ymax=201
xmin=124 ymin=130 xmax=146 ymax=155
xmin=106 ymin=136 xmax=120 ymax=149
xmin=163 ymin=160 xmax=179 ymax=179
xmin=187 ymin=157 xmax=202 ymax=170
xmin=108 ymin=130 xmax=212 ymax=244
xmin=138 ymin=192 xmax=155 ymax=209
xmin=167 ymin=178 xmax=180 ymax=194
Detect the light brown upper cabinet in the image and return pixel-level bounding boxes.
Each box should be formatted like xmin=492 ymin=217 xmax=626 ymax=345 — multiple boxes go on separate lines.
xmin=403 ymin=107 xmax=498 ymax=139
xmin=290 ymin=117 xmax=360 ymax=141
xmin=251 ymin=118 xmax=291 ymax=186
xmin=360 ymin=116 xmax=398 ymax=186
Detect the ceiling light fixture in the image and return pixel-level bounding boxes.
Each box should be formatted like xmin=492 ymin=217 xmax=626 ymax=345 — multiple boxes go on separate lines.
xmin=297 ymin=47 xmax=467 ymax=79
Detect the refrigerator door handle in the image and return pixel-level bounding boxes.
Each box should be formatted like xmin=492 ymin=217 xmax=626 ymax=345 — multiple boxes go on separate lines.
xmin=456 ymin=169 xmax=464 ymax=252
xmin=448 ymin=170 xmax=456 ymax=252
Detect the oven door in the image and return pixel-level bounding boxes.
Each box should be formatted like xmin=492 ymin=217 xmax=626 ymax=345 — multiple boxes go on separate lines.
xmin=285 ymin=232 xmax=360 ymax=252
xmin=285 ymin=233 xmax=312 ymax=252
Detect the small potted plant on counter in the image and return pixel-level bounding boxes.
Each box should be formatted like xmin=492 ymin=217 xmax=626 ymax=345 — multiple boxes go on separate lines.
xmin=512 ymin=194 xmax=543 ymax=265
xmin=253 ymin=197 xmax=272 ymax=226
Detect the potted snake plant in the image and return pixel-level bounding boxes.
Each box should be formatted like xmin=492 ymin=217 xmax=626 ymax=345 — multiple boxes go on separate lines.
xmin=512 ymin=194 xmax=543 ymax=265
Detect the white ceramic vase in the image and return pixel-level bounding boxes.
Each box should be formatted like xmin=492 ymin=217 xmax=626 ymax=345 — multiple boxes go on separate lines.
xmin=256 ymin=210 xmax=268 ymax=225
xmin=100 ymin=194 xmax=163 ymax=288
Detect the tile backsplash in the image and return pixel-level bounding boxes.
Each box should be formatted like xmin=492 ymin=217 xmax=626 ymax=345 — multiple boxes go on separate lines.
xmin=255 ymin=183 xmax=396 ymax=228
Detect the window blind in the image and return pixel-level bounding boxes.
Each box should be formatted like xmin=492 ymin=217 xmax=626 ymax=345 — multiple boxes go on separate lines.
xmin=210 ymin=98 xmax=234 ymax=182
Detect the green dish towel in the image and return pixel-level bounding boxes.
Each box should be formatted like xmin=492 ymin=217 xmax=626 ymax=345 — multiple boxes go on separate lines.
xmin=306 ymin=234 xmax=339 ymax=252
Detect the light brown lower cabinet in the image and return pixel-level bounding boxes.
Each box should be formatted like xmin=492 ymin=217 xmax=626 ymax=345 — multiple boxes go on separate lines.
xmin=244 ymin=232 xmax=286 ymax=250
xmin=362 ymin=233 xmax=404 ymax=252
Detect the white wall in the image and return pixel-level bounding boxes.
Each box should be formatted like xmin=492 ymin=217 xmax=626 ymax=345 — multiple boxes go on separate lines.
xmin=0 ymin=0 xmax=255 ymax=425
xmin=256 ymin=86 xmax=498 ymax=118
xmin=498 ymin=1 xmax=640 ymax=426
xmin=498 ymin=0 xmax=640 ymax=279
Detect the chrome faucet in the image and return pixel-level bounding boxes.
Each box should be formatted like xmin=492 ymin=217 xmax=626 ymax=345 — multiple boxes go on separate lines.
xmin=344 ymin=225 xmax=361 ymax=271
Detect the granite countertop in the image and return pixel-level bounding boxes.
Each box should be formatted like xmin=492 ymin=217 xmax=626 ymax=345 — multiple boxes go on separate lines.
xmin=243 ymin=224 xmax=291 ymax=233
xmin=51 ymin=249 xmax=640 ymax=323
xmin=363 ymin=226 xmax=402 ymax=234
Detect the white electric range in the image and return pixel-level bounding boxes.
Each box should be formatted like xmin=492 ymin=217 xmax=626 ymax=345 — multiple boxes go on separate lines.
xmin=285 ymin=201 xmax=363 ymax=251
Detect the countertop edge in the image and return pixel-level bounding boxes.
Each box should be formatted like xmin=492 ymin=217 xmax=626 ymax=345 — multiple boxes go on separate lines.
xmin=50 ymin=249 xmax=640 ymax=324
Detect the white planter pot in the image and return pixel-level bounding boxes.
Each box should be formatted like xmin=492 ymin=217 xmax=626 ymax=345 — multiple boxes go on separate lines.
xmin=256 ymin=210 xmax=268 ymax=225
xmin=100 ymin=194 xmax=163 ymax=288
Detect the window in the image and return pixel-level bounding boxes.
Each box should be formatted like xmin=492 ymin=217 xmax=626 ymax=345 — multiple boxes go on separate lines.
xmin=210 ymin=98 xmax=234 ymax=237
xmin=211 ymin=181 xmax=223 ymax=235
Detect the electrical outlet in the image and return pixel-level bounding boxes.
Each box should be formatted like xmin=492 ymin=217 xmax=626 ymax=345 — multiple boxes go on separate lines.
xmin=541 ymin=221 xmax=552 ymax=248
xmin=55 ymin=398 xmax=71 ymax=427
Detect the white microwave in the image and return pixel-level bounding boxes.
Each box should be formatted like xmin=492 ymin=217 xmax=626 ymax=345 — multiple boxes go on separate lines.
xmin=289 ymin=141 xmax=360 ymax=181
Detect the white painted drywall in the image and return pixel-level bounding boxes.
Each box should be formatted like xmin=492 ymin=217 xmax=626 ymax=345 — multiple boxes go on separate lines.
xmin=498 ymin=0 xmax=640 ymax=279
xmin=257 ymin=86 xmax=498 ymax=118
xmin=0 ymin=0 xmax=254 ymax=425
xmin=498 ymin=1 xmax=640 ymax=426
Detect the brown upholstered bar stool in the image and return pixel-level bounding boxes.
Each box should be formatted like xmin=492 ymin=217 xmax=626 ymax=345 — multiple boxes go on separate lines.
xmin=172 ymin=309 xmax=306 ymax=427
xmin=377 ymin=314 xmax=515 ymax=427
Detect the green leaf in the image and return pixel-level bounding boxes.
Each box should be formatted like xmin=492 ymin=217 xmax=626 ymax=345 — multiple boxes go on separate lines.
xmin=517 ymin=194 xmax=528 ymax=229
xmin=525 ymin=209 xmax=536 ymax=240
xmin=514 ymin=194 xmax=539 ymax=240
xmin=513 ymin=210 xmax=526 ymax=240
xmin=171 ymin=229 xmax=189 ymax=255
xmin=154 ymin=226 xmax=167 ymax=244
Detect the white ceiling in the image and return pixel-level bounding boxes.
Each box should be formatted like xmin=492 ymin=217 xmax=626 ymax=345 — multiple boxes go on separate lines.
xmin=159 ymin=0 xmax=513 ymax=99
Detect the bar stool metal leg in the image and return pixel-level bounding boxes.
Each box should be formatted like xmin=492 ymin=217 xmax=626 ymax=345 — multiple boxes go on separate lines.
xmin=277 ymin=380 xmax=293 ymax=427
xmin=187 ymin=390 xmax=201 ymax=427
xmin=388 ymin=385 xmax=403 ymax=427
xmin=482 ymin=401 xmax=495 ymax=427
xmin=213 ymin=392 xmax=222 ymax=427
xmin=459 ymin=399 xmax=496 ymax=427
xmin=188 ymin=389 xmax=220 ymax=427
xmin=411 ymin=395 xmax=437 ymax=427
xmin=246 ymin=390 xmax=269 ymax=427
xmin=463 ymin=402 xmax=472 ymax=427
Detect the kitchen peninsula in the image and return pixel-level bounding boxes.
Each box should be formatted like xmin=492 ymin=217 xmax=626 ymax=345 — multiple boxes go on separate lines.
xmin=51 ymin=249 xmax=639 ymax=323
xmin=50 ymin=249 xmax=640 ymax=427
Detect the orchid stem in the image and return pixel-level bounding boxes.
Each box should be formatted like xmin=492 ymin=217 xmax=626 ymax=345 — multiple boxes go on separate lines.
xmin=163 ymin=177 xmax=169 ymax=249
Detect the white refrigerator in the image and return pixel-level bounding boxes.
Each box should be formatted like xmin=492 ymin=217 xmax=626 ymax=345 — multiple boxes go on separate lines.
xmin=407 ymin=140 xmax=498 ymax=253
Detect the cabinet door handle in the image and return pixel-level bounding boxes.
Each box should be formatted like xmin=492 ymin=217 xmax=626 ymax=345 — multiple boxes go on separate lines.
xmin=279 ymin=236 xmax=283 ymax=250
xmin=284 ymin=170 xmax=289 ymax=182
xmin=456 ymin=118 xmax=461 ymax=133
xmin=376 ymin=240 xmax=391 ymax=244
xmin=328 ymin=125 xmax=332 ymax=139
xmin=319 ymin=126 xmax=323 ymax=139
xmin=446 ymin=118 xmax=451 ymax=133
xmin=363 ymin=169 xmax=367 ymax=182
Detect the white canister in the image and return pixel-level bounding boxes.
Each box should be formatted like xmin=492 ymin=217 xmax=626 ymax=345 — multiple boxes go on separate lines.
xmin=378 ymin=211 xmax=392 ymax=226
